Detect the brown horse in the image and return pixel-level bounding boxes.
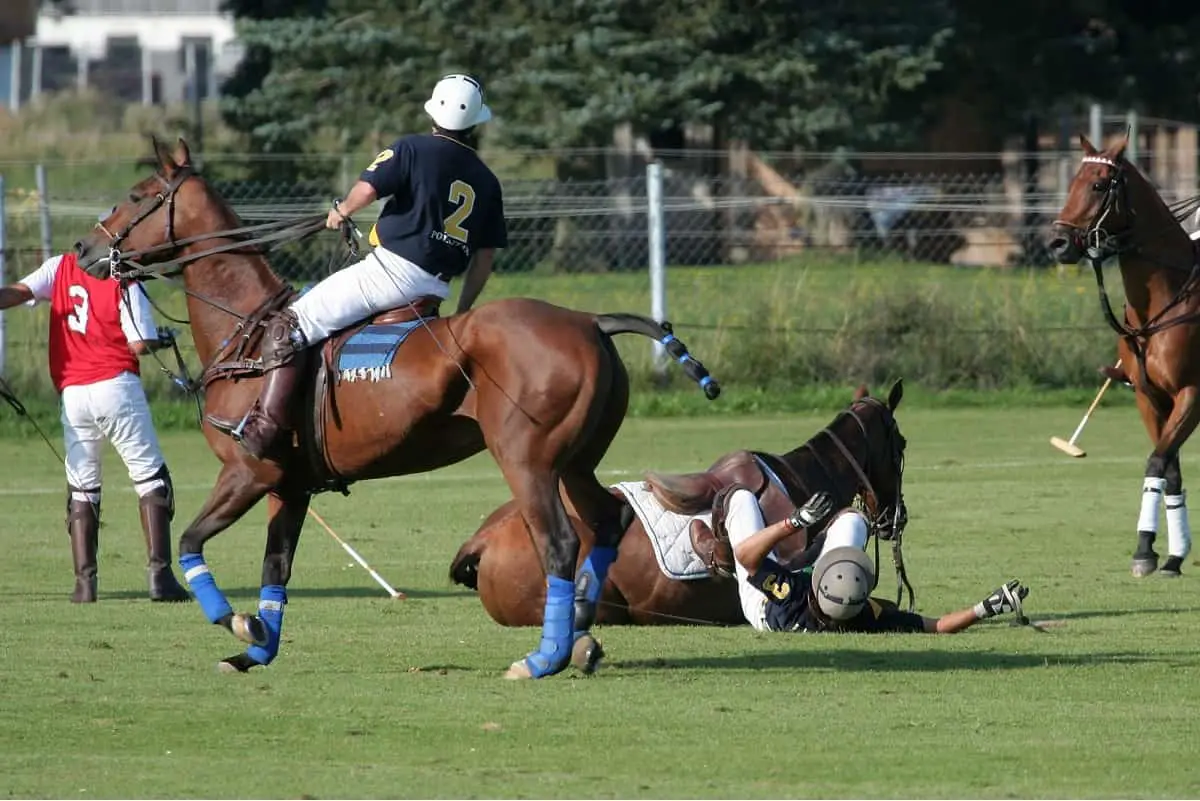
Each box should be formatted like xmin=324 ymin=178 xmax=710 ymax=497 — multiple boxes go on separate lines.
xmin=449 ymin=381 xmax=910 ymax=630
xmin=74 ymin=137 xmax=719 ymax=678
xmin=1049 ymin=133 xmax=1200 ymax=577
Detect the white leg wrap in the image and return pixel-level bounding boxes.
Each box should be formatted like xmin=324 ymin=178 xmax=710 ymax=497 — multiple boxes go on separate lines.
xmin=819 ymin=510 xmax=870 ymax=558
xmin=1166 ymin=492 xmax=1192 ymax=560
xmin=1138 ymin=476 xmax=1166 ymax=533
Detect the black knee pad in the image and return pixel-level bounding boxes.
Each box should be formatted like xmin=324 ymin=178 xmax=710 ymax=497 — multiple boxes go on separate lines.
xmin=135 ymin=465 xmax=175 ymax=521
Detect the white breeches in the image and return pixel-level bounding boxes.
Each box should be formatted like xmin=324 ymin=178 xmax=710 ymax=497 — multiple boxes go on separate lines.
xmin=61 ymin=372 xmax=165 ymax=493
xmin=290 ymin=247 xmax=452 ymax=343
xmin=723 ymin=488 xmax=870 ymax=631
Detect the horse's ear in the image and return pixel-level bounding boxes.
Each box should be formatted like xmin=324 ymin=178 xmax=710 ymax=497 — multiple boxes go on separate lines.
xmin=173 ymin=137 xmax=192 ymax=167
xmin=1112 ymin=128 xmax=1130 ymax=162
xmin=1079 ymin=134 xmax=1098 ymax=156
xmin=853 ymin=384 xmax=869 ymax=402
xmin=887 ymin=379 xmax=904 ymax=411
xmin=150 ymin=134 xmax=175 ymax=174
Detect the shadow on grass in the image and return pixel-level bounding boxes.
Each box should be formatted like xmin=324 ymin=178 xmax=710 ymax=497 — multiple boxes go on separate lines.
xmin=613 ymin=648 xmax=1200 ymax=673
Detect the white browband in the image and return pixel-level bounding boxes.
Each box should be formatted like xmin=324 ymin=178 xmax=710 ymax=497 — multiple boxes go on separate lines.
xmin=1082 ymin=155 xmax=1119 ymax=167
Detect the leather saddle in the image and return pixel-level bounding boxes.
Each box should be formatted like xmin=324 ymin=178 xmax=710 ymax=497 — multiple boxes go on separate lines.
xmin=647 ymin=449 xmax=806 ymax=579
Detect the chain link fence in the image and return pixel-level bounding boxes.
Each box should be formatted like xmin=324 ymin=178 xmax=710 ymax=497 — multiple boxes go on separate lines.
xmin=4 ymin=146 xmax=1200 ymax=284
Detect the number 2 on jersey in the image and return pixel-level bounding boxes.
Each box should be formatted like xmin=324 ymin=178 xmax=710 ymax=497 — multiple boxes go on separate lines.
xmin=443 ymin=180 xmax=476 ymax=243
xmin=66 ymin=284 xmax=90 ymax=334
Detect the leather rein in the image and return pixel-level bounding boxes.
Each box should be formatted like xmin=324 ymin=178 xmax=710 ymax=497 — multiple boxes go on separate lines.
xmin=91 ymin=166 xmax=358 ymax=420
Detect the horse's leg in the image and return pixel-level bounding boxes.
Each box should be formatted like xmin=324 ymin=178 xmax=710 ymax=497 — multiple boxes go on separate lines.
xmin=1132 ymin=387 xmax=1169 ymax=577
xmin=1161 ymin=453 xmax=1192 ymax=577
xmin=177 ymin=462 xmax=271 ymax=637
xmin=558 ymin=333 xmax=631 ymax=672
xmin=1136 ymin=387 xmax=1200 ymax=577
xmin=502 ymin=466 xmax=579 ymax=680
xmin=219 ymin=489 xmax=310 ymax=673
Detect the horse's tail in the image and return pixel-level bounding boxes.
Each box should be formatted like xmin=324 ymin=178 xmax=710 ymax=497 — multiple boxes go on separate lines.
xmin=448 ymin=539 xmax=483 ymax=591
xmin=593 ymin=313 xmax=721 ymax=400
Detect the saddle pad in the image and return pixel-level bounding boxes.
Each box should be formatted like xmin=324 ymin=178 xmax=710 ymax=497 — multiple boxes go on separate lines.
xmin=613 ymin=481 xmax=712 ymax=581
xmin=334 ymin=321 xmax=426 ymax=382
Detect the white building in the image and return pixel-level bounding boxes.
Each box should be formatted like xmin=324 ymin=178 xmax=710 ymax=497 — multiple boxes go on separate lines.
xmin=3 ymin=0 xmax=240 ymax=110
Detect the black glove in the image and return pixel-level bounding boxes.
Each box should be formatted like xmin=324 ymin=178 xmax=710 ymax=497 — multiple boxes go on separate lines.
xmin=787 ymin=491 xmax=834 ymax=530
xmin=156 ymin=326 xmax=178 ymax=347
xmin=975 ymin=579 xmax=1029 ymax=619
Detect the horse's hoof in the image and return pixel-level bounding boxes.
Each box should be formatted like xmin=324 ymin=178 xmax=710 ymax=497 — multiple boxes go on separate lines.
xmin=230 ymin=613 xmax=269 ymax=647
xmin=216 ymin=653 xmax=260 ymax=674
xmin=1159 ymin=569 xmax=1182 ymax=578
xmin=503 ymin=660 xmax=534 ymax=680
xmin=1132 ymin=556 xmax=1159 ymax=578
xmin=571 ymin=634 xmax=605 ymax=676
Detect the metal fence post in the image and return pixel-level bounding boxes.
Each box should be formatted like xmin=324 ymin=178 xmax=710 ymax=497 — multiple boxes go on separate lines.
xmin=1126 ymin=109 xmax=1139 ymax=165
xmin=0 ymin=174 xmax=8 ymax=375
xmin=1089 ymin=103 xmax=1102 ymax=146
xmin=647 ymin=161 xmax=666 ymax=371
xmin=35 ymin=163 xmax=51 ymax=260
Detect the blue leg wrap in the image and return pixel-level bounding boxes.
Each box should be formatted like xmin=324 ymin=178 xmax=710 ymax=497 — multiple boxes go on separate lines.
xmin=244 ymin=585 xmax=287 ymax=666
xmin=179 ymin=553 xmax=233 ymax=624
xmin=578 ymin=545 xmax=617 ymax=604
xmin=575 ymin=545 xmax=617 ymax=636
xmin=522 ymin=576 xmax=575 ymax=678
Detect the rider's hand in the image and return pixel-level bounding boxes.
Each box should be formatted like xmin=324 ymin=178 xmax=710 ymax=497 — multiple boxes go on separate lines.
xmin=974 ymin=579 xmax=1029 ymax=619
xmin=325 ymin=207 xmax=345 ymax=231
xmin=787 ymin=491 xmax=834 ymax=531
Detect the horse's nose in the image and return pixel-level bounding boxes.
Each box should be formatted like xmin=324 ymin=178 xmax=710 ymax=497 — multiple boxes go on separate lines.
xmin=1047 ymin=224 xmax=1080 ymax=264
xmin=73 ymin=240 xmax=84 ymax=256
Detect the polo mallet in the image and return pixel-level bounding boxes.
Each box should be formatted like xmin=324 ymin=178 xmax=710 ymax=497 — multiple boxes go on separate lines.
xmin=306 ymin=506 xmax=405 ymax=599
xmin=1050 ymin=359 xmax=1121 ymax=458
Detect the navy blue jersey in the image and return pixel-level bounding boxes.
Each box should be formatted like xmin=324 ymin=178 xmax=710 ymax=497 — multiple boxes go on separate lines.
xmin=748 ymin=558 xmax=925 ymax=634
xmin=359 ymin=133 xmax=506 ymax=279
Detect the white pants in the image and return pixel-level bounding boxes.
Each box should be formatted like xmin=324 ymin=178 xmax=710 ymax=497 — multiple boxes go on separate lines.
xmin=724 ymin=489 xmax=869 ymax=631
xmin=290 ymin=247 xmax=452 ymax=343
xmin=61 ymin=372 xmax=165 ymax=493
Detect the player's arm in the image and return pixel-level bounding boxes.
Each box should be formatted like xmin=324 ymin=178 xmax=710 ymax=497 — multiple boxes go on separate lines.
xmin=0 ymin=283 xmax=35 ymax=310
xmin=924 ymin=580 xmax=1030 ymax=633
xmin=120 ymin=283 xmax=172 ymax=355
xmin=456 ymin=249 xmax=495 ymax=314
xmin=327 ymin=142 xmax=406 ymax=230
xmin=1 ymin=255 xmax=61 ymax=309
xmin=732 ymin=491 xmax=834 ymax=574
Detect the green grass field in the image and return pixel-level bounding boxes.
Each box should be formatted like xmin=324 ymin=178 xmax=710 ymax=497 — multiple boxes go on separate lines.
xmin=2 ymin=401 xmax=1199 ymax=798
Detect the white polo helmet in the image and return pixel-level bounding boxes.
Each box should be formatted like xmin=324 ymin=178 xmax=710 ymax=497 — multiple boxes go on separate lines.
xmin=424 ymin=74 xmax=492 ymax=131
xmin=811 ymin=547 xmax=875 ymax=621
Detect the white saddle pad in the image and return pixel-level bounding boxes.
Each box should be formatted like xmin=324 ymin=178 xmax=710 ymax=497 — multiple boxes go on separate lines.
xmin=613 ymin=481 xmax=712 ymax=581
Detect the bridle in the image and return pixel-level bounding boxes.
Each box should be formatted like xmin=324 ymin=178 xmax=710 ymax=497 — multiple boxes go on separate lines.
xmin=1056 ymin=153 xmax=1200 ymax=391
xmin=1053 ymin=154 xmax=1133 ymax=266
xmin=98 ymin=167 xmax=194 ymax=279
xmin=786 ymin=396 xmax=915 ymax=611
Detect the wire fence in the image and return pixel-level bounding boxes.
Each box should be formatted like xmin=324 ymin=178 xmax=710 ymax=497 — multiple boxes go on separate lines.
xmin=3 ymin=147 xmax=1200 ymax=285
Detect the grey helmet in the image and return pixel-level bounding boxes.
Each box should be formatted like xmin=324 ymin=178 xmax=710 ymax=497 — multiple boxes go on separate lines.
xmin=811 ymin=547 xmax=875 ymax=621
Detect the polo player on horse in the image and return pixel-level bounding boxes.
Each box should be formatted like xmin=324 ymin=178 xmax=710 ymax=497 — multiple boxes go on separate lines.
xmin=213 ymin=74 xmax=507 ymax=458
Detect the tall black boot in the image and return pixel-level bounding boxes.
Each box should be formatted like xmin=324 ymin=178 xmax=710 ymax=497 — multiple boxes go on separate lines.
xmin=67 ymin=492 xmax=99 ymax=604
xmin=140 ymin=487 xmax=190 ymax=602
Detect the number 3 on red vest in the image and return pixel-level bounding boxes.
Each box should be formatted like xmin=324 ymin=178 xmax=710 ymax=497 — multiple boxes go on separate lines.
xmin=66 ymin=285 xmax=90 ymax=334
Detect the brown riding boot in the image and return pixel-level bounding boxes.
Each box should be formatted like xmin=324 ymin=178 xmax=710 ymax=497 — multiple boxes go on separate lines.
xmin=140 ymin=487 xmax=190 ymax=602
xmin=217 ymin=310 xmax=308 ymax=460
xmin=234 ymin=357 xmax=306 ymax=459
xmin=67 ymin=494 xmax=99 ymax=603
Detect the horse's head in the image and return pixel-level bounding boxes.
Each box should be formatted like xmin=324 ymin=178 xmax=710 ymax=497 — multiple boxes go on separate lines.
xmin=845 ymin=379 xmax=908 ymax=540
xmin=76 ymin=135 xmax=206 ymax=279
xmin=1048 ymin=133 xmax=1134 ymax=265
